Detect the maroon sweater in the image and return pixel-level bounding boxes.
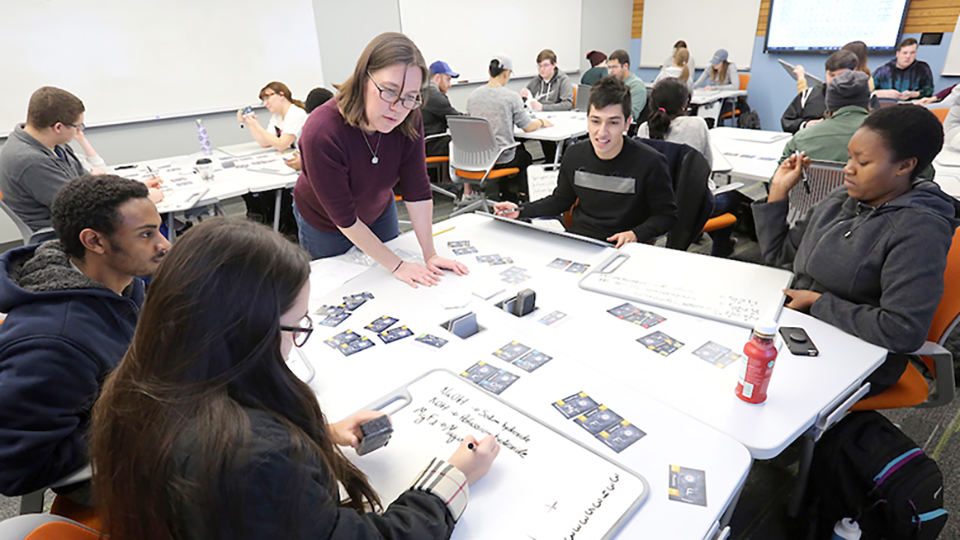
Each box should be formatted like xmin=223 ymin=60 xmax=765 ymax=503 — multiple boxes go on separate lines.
xmin=294 ymin=99 xmax=432 ymax=232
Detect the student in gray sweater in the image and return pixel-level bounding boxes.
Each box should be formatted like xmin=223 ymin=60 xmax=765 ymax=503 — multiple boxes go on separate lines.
xmin=753 ymin=105 xmax=960 ymax=396
xmin=0 ymin=87 xmax=88 ymax=234
xmin=521 ymin=49 xmax=574 ymax=162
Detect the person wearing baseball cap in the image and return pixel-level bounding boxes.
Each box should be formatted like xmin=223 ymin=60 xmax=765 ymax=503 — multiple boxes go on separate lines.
xmin=777 ymin=70 xmax=872 ymax=166
xmin=693 ymin=49 xmax=739 ymax=91
xmin=423 ymin=60 xmax=463 ymax=157
xmin=466 ymin=54 xmax=553 ymax=203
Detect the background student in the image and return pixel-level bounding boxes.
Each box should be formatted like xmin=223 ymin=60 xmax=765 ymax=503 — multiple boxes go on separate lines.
xmin=581 ymin=50 xmax=609 ymax=86
xmin=637 ymin=78 xmax=737 ymax=257
xmin=91 ymin=218 xmax=499 ymax=540
xmin=781 ymin=50 xmax=860 ymax=133
xmin=467 ymin=55 xmax=552 ymax=203
xmin=873 ymin=38 xmax=934 ymax=101
xmin=841 ymin=41 xmax=875 ymax=92
xmin=521 ymin=49 xmax=574 ymax=112
xmin=294 ymin=33 xmax=467 ymax=288
xmin=0 ymin=175 xmax=169 ymax=503
xmin=606 ymin=49 xmax=647 ymax=126
xmin=693 ymin=49 xmax=739 ymax=91
xmin=493 ymin=76 xmax=676 ymax=247
xmin=422 ymin=60 xmax=463 ymax=157
xmin=654 ymin=47 xmax=693 ymax=90
xmin=753 ymin=105 xmax=960 ymax=397
xmin=662 ymin=40 xmax=696 ymax=75
xmin=0 ymin=87 xmax=159 ymax=237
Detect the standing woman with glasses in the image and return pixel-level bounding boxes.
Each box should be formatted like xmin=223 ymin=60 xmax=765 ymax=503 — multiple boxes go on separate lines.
xmin=91 ymin=218 xmax=499 ymax=540
xmin=293 ymin=33 xmax=467 ymax=288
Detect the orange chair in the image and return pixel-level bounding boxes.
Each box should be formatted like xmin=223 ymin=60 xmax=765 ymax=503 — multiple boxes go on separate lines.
xmin=0 ymin=514 xmax=101 ymax=540
xmin=719 ymin=74 xmax=751 ymax=127
xmin=572 ymin=85 xmax=578 ymax=109
xmin=931 ymin=108 xmax=949 ymax=123
xmin=702 ymin=213 xmax=737 ymax=234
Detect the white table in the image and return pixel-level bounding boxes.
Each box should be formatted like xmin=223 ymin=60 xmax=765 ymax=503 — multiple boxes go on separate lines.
xmin=709 ymin=127 xmax=790 ymax=185
xmin=692 ymin=89 xmax=748 ymax=127
xmin=514 ymin=110 xmax=589 ymax=163
xmin=300 ymin=215 xmax=751 ymax=540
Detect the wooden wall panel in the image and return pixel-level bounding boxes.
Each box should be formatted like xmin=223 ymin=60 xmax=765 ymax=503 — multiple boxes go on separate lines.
xmin=632 ymin=0 xmax=643 ymax=39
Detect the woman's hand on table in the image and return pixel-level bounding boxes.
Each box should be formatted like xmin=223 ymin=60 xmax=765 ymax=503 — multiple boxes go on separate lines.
xmin=329 ymin=410 xmax=389 ymax=448
xmin=426 ymin=254 xmax=469 ymax=277
xmin=393 ymin=261 xmax=443 ymax=288
xmin=783 ymin=288 xmax=821 ymax=313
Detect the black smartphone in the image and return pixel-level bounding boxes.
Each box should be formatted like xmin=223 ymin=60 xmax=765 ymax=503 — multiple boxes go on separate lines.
xmin=779 ymin=326 xmax=819 ymax=356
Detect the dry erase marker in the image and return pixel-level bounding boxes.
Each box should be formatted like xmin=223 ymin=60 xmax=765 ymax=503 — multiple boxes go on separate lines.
xmin=794 ymin=151 xmax=811 ymax=194
xmin=468 ymin=442 xmax=476 ymax=450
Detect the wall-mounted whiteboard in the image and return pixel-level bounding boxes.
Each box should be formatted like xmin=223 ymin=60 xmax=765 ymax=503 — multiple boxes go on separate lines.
xmin=941 ymin=15 xmax=960 ymax=76
xmin=399 ymin=0 xmax=582 ymax=84
xmin=0 ymin=0 xmax=323 ymax=135
xmin=639 ymin=0 xmax=762 ymax=70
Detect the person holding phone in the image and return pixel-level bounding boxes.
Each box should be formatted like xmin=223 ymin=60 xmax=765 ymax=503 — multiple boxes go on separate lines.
xmin=294 ymin=33 xmax=467 ymax=288
xmin=752 ymin=106 xmax=960 ymax=396
xmin=90 ymin=218 xmax=499 ymax=540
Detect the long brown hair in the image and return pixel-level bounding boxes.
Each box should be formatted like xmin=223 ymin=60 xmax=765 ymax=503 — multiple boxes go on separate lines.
xmin=91 ymin=218 xmax=381 ymax=540
xmin=259 ymin=81 xmax=306 ymax=110
xmin=674 ymin=48 xmax=690 ymax=83
xmin=711 ymin=60 xmax=730 ymax=84
xmin=842 ymin=41 xmax=871 ymax=78
xmin=336 ymin=32 xmax=428 ymax=140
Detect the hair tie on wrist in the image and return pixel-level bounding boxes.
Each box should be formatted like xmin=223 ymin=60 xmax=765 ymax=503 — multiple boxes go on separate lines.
xmin=392 ymin=260 xmax=404 ymax=273
xmin=658 ymin=107 xmax=666 ymax=113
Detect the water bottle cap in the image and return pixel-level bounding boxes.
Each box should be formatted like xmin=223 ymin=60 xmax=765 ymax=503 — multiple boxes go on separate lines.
xmin=753 ymin=320 xmax=778 ymax=337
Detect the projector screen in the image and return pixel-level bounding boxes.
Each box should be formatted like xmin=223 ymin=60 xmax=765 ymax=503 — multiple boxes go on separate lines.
xmin=0 ymin=0 xmax=323 ymax=137
xmin=764 ymin=0 xmax=911 ymax=53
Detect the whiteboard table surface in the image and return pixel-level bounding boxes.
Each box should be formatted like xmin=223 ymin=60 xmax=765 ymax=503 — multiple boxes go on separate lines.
xmin=691 ymin=89 xmax=747 ymax=106
xmin=515 ymin=111 xmax=589 ymax=142
xmin=299 ymin=214 xmax=751 ymax=539
xmin=352 ymin=370 xmax=650 ymax=540
xmin=710 ymin=127 xmax=790 ymax=183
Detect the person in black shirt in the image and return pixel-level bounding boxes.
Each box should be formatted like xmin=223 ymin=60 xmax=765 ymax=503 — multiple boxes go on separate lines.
xmin=781 ymin=50 xmax=859 ymax=133
xmin=494 ymin=76 xmax=677 ymax=247
xmin=422 ymin=60 xmax=463 ymax=156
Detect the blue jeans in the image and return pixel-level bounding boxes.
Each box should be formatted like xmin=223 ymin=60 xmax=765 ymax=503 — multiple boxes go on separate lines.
xmin=294 ymin=201 xmax=400 ymax=260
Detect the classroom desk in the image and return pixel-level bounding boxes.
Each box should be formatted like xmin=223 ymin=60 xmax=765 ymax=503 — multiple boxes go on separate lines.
xmin=934 ymin=147 xmax=960 ymax=200
xmin=709 ymin=127 xmax=790 ymax=184
xmin=299 ymin=214 xmax=751 ymax=540
xmin=692 ymin=89 xmax=748 ymax=126
xmin=296 ymin=213 xmax=887 ymax=537
xmin=514 ymin=110 xmax=588 ymax=163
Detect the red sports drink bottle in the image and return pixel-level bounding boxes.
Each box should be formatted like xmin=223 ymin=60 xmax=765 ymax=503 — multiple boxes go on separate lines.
xmin=736 ymin=321 xmax=779 ymax=404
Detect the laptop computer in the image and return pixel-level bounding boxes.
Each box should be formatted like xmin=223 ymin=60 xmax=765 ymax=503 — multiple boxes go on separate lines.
xmin=576 ymin=85 xmax=591 ymax=112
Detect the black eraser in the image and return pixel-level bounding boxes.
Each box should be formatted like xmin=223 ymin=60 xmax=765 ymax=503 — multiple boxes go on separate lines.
xmin=357 ymin=415 xmax=393 ymax=456
xmin=514 ymin=289 xmax=536 ymax=317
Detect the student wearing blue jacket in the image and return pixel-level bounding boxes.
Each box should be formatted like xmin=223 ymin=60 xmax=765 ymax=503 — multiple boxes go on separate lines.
xmin=0 ymin=175 xmax=169 ymax=503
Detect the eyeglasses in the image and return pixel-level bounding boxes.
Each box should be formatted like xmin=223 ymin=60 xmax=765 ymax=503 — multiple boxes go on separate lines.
xmin=367 ymin=71 xmax=422 ymax=110
xmin=280 ymin=315 xmax=314 ymax=348
xmin=261 ymin=93 xmax=275 ymax=105
xmin=55 ymin=122 xmax=85 ymax=131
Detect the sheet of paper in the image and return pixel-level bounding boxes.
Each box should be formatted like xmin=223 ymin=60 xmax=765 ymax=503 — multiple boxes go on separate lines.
xmin=308 ymin=258 xmax=370 ymax=303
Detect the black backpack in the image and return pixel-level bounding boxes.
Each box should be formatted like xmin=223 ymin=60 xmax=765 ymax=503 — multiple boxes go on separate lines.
xmin=804 ymin=411 xmax=948 ymax=539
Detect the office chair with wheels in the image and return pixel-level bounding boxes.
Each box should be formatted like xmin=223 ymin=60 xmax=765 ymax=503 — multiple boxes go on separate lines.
xmin=424 ymin=132 xmax=457 ymax=201
xmin=788 ymin=228 xmax=960 ymax=517
xmin=718 ymin=74 xmax=751 ymax=127
xmin=931 ymin=108 xmax=949 ymax=123
xmin=447 ymin=116 xmax=520 ymax=217
xmin=0 ymin=192 xmax=54 ymax=245
xmin=0 ymin=514 xmax=101 ymax=540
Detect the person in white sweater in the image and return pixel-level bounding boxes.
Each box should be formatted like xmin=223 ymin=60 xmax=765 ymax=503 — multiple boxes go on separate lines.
xmin=654 ymin=48 xmax=694 ymax=91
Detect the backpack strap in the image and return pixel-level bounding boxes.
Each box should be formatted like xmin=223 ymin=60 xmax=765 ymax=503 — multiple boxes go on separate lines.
xmin=873 ymin=448 xmax=923 ymax=487
xmin=912 ymin=509 xmax=949 ymax=528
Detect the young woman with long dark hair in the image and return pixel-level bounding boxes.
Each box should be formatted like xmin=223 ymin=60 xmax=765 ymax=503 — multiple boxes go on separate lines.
xmin=90 ymin=218 xmax=498 ymax=540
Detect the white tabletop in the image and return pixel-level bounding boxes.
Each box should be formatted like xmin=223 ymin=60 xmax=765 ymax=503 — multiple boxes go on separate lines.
xmin=514 ymin=110 xmax=589 ymax=142
xmin=691 ymin=89 xmax=747 ymax=106
xmin=300 ymin=216 xmax=751 ymax=540
xmin=709 ymin=127 xmax=790 ymax=184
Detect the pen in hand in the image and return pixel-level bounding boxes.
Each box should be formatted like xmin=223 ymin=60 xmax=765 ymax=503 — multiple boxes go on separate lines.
xmin=794 ymin=151 xmax=810 ymax=194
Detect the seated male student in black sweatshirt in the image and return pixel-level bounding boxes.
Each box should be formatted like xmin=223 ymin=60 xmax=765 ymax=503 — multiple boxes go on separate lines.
xmin=494 ymin=75 xmax=677 ymax=247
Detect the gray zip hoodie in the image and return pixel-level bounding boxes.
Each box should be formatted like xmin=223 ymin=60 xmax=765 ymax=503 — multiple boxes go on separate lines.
xmin=524 ymin=68 xmax=574 ymax=111
xmin=752 ymin=180 xmax=960 ymax=392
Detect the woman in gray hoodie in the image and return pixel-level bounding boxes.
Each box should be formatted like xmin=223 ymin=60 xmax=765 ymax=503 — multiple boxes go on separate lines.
xmin=753 ymin=105 xmax=960 ymax=395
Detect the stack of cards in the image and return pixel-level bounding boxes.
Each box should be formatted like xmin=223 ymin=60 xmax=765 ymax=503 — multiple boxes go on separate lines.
xmin=537 ymin=310 xmax=567 ymax=326
xmin=361 ymin=315 xmax=414 ymax=344
xmin=477 ymin=254 xmax=513 ymax=266
xmin=448 ymin=240 xmax=478 ymax=255
xmin=315 ymin=291 xmax=375 ymax=328
xmin=552 ymin=392 xmax=646 ymax=453
xmin=607 ymin=303 xmax=666 ymax=329
xmin=692 ymin=341 xmax=743 ymax=368
xmin=638 ymin=331 xmax=685 ymax=356
xmin=460 ymin=361 xmax=520 ymax=395
xmin=415 ymin=334 xmax=448 ymax=348
xmin=500 ymin=266 xmax=531 ymax=285
xmin=492 ymin=341 xmax=554 ymax=373
xmin=668 ymin=465 xmax=707 ymax=506
xmin=324 ymin=330 xmax=376 ymax=356
xmin=546 ymin=258 xmax=590 ymax=274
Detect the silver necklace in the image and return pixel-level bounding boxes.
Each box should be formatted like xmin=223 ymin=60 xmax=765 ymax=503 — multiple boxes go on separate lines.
xmin=361 ymin=130 xmax=382 ymax=164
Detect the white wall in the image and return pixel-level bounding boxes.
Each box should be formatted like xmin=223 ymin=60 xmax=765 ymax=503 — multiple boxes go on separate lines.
xmin=0 ymin=0 xmax=633 ymax=245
